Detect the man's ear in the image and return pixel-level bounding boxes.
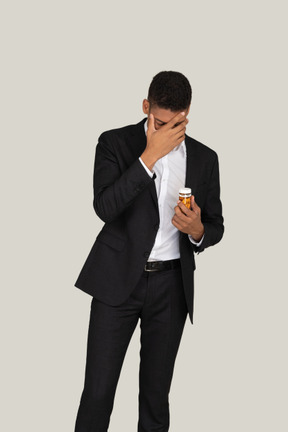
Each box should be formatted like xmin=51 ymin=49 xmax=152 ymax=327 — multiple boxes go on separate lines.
xmin=142 ymin=99 xmax=150 ymax=115
xmin=185 ymin=104 xmax=191 ymax=116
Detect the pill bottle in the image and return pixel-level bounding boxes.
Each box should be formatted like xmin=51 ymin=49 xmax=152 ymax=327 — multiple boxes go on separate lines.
xmin=179 ymin=187 xmax=192 ymax=209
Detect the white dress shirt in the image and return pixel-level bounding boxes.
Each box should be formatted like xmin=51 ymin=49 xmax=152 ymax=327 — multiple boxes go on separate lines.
xmin=139 ymin=119 xmax=204 ymax=262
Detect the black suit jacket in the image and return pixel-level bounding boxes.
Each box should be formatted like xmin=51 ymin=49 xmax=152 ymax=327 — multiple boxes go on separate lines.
xmin=75 ymin=118 xmax=224 ymax=324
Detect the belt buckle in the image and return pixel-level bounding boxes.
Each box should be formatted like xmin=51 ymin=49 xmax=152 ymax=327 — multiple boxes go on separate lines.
xmin=144 ymin=263 xmax=158 ymax=272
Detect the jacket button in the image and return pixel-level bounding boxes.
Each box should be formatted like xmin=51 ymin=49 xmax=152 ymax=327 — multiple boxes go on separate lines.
xmin=154 ymin=224 xmax=159 ymax=231
xmin=144 ymin=252 xmax=149 ymax=258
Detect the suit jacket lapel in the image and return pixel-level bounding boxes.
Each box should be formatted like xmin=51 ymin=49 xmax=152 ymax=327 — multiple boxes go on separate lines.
xmin=129 ymin=118 xmax=158 ymax=209
xmin=128 ymin=118 xmax=147 ymax=160
xmin=185 ymin=135 xmax=200 ymax=195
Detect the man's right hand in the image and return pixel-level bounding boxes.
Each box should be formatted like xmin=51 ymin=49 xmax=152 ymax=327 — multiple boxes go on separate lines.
xmin=140 ymin=112 xmax=188 ymax=171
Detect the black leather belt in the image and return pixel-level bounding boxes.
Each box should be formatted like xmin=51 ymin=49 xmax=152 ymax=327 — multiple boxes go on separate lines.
xmin=144 ymin=259 xmax=181 ymax=272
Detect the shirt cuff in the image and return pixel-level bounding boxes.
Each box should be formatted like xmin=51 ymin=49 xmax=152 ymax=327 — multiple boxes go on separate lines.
xmin=188 ymin=233 xmax=205 ymax=247
xmin=139 ymin=157 xmax=154 ymax=178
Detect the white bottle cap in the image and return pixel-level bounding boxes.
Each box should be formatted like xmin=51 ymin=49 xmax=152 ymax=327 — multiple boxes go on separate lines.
xmin=179 ymin=187 xmax=192 ymax=195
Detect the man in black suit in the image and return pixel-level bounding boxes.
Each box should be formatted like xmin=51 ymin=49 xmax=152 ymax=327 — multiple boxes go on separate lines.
xmin=74 ymin=71 xmax=224 ymax=432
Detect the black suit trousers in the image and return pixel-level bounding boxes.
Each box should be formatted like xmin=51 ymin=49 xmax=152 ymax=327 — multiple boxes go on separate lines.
xmin=74 ymin=266 xmax=188 ymax=432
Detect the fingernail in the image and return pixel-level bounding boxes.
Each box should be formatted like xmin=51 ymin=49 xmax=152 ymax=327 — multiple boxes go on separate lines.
xmin=181 ymin=112 xmax=185 ymax=116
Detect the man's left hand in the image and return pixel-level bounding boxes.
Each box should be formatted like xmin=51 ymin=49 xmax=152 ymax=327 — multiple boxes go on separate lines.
xmin=172 ymin=196 xmax=204 ymax=242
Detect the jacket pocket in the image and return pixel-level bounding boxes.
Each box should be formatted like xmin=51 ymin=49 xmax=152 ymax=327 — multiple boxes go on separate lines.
xmin=96 ymin=229 xmax=126 ymax=252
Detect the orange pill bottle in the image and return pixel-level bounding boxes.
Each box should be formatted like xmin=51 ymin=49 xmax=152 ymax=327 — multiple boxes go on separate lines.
xmin=179 ymin=187 xmax=192 ymax=209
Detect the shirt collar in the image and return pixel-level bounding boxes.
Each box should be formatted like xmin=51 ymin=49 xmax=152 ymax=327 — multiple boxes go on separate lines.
xmin=144 ymin=118 xmax=186 ymax=154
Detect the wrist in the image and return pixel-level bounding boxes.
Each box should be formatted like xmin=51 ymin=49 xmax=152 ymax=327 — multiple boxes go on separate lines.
xmin=140 ymin=150 xmax=157 ymax=171
xmin=190 ymin=224 xmax=204 ymax=242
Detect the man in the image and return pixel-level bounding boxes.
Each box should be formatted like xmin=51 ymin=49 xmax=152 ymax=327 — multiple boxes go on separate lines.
xmin=74 ymin=71 xmax=224 ymax=432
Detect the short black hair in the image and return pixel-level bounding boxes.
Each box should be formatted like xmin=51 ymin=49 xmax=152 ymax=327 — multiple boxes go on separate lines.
xmin=147 ymin=71 xmax=192 ymax=112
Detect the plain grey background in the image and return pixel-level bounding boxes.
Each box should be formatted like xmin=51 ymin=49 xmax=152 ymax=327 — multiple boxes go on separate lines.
xmin=1 ymin=1 xmax=287 ymax=431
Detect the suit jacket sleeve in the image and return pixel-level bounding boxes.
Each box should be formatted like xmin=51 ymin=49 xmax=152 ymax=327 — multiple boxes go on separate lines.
xmin=192 ymin=153 xmax=224 ymax=254
xmin=93 ymin=132 xmax=155 ymax=223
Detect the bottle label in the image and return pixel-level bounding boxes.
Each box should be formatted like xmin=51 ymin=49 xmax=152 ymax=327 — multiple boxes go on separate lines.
xmin=179 ymin=196 xmax=191 ymax=209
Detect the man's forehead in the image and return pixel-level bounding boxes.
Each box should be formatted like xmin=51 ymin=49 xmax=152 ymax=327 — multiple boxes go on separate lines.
xmin=151 ymin=109 xmax=183 ymax=124
xmin=154 ymin=118 xmax=183 ymax=128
